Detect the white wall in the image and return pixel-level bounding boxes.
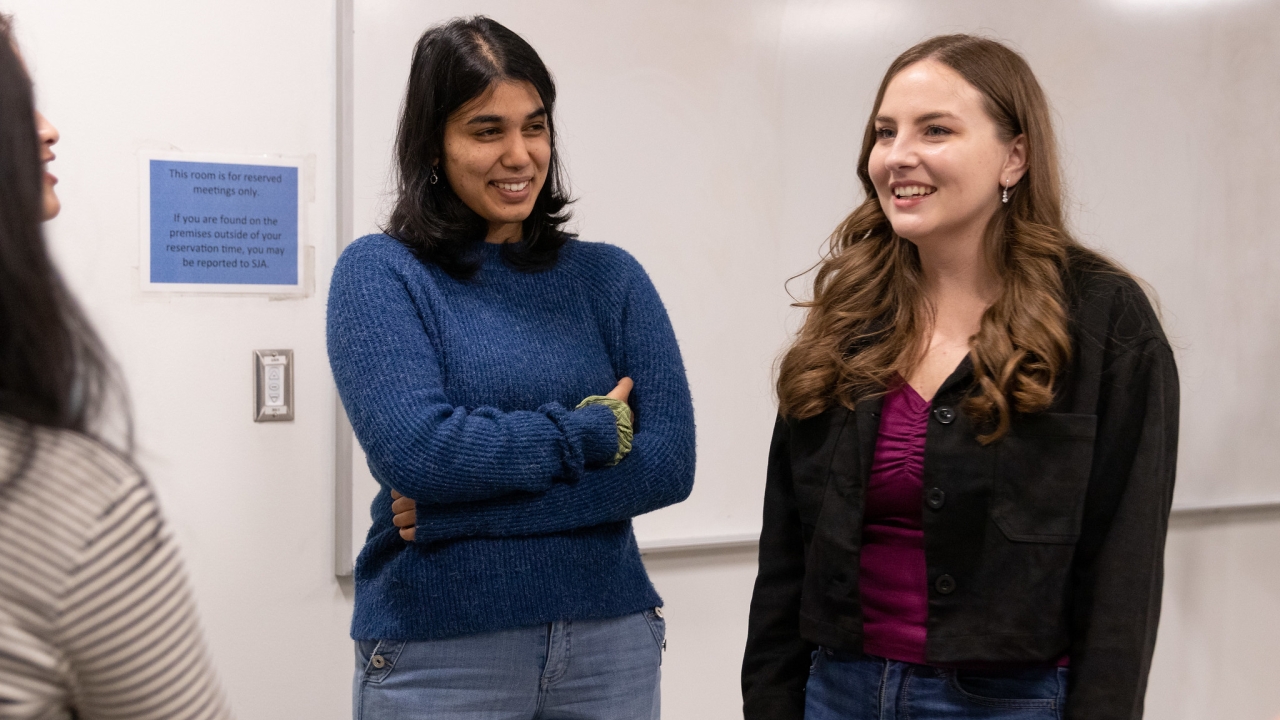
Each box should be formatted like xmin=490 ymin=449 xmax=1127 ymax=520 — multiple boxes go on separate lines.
xmin=1147 ymin=516 xmax=1280 ymax=720
xmin=9 ymin=1 xmax=1280 ymax=720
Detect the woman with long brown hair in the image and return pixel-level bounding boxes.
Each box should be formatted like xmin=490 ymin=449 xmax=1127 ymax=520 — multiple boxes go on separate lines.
xmin=742 ymin=35 xmax=1178 ymax=720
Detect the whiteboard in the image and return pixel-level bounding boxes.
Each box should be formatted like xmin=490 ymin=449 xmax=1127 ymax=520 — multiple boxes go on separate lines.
xmin=343 ymin=0 xmax=1280 ymax=562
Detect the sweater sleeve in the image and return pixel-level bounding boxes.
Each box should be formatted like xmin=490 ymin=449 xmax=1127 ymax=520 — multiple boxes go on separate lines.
xmin=1065 ymin=338 xmax=1180 ymax=720
xmin=327 ymin=239 xmax=620 ymax=505
xmin=60 ymin=475 xmax=232 ymax=720
xmin=408 ymin=258 xmax=696 ymax=541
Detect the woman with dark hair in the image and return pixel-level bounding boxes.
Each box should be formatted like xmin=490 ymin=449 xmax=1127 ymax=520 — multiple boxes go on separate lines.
xmin=0 ymin=15 xmax=230 ymax=720
xmin=742 ymin=35 xmax=1178 ymax=720
xmin=327 ymin=16 xmax=695 ymax=718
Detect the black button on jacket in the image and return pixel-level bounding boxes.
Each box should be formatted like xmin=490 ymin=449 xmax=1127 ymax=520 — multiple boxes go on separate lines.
xmin=742 ymin=262 xmax=1180 ymax=720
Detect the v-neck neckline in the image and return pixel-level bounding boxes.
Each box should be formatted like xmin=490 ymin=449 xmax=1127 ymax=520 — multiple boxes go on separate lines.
xmin=897 ymin=379 xmax=933 ymax=413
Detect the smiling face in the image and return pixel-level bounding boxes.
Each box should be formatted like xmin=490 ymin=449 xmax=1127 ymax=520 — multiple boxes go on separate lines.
xmin=868 ymin=59 xmax=1025 ymax=249
xmin=441 ymin=80 xmax=550 ymax=244
xmin=36 ymin=110 xmax=59 ymax=220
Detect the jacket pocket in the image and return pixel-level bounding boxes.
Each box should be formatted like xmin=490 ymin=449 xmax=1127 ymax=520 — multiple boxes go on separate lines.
xmin=992 ymin=412 xmax=1096 ymax=544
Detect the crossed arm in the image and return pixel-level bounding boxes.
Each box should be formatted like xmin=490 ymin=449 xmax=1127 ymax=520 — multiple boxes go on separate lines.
xmin=390 ymin=375 xmax=635 ymax=541
xmin=329 ymin=241 xmax=695 ymax=544
xmin=386 ymin=270 xmax=697 ymax=543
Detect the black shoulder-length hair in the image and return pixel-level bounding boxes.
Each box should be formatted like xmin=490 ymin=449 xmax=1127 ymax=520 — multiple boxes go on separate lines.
xmin=385 ymin=16 xmax=573 ymax=279
xmin=0 ymin=15 xmax=124 ymax=456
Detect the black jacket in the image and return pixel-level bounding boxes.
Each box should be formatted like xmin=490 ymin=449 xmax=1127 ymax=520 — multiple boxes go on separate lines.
xmin=742 ymin=263 xmax=1179 ymax=720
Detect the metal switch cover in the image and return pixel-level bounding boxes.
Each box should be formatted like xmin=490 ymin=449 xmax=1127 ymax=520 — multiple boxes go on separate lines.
xmin=254 ymin=349 xmax=294 ymax=422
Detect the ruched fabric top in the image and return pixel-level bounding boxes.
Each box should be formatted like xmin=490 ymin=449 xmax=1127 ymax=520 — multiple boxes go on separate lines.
xmin=858 ymin=380 xmax=932 ymax=664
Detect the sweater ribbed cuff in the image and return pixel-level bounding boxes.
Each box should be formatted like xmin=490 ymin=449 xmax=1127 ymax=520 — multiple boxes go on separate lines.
xmin=559 ymin=402 xmax=620 ymax=468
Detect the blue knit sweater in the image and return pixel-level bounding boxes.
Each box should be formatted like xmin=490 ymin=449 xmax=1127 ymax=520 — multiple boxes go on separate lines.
xmin=327 ymin=234 xmax=696 ymax=641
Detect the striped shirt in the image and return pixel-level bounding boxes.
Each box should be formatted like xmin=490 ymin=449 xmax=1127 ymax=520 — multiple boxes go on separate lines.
xmin=0 ymin=419 xmax=231 ymax=720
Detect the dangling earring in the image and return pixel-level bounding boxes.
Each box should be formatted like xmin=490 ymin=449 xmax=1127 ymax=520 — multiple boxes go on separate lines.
xmin=1001 ymin=181 xmax=1009 ymax=204
xmin=430 ymin=166 xmax=439 ymax=185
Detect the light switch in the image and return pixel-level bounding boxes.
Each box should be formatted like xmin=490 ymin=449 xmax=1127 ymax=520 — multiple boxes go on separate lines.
xmin=254 ymin=349 xmax=294 ymax=422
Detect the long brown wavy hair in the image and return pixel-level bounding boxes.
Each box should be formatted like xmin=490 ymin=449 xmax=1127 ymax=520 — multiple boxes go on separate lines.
xmin=777 ymin=34 xmax=1115 ymax=442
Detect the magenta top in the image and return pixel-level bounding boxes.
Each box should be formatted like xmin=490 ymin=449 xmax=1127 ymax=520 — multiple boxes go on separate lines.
xmin=858 ymin=380 xmax=932 ymax=664
xmin=858 ymin=380 xmax=1069 ymax=668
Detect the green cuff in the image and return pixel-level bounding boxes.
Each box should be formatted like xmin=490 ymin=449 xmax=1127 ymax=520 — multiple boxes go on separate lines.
xmin=575 ymin=396 xmax=633 ymax=465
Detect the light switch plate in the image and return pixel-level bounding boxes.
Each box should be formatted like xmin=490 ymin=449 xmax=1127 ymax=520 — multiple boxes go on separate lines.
xmin=254 ymin=349 xmax=294 ymax=422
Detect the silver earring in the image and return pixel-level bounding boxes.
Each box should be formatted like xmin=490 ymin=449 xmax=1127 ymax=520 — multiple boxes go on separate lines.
xmin=430 ymin=166 xmax=439 ymax=185
xmin=1001 ymin=183 xmax=1009 ymax=204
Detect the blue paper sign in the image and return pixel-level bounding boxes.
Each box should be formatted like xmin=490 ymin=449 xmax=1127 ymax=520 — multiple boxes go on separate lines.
xmin=149 ymin=160 xmax=298 ymax=285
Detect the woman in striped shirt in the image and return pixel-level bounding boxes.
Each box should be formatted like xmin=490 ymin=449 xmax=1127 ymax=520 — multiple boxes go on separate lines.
xmin=0 ymin=16 xmax=231 ymax=719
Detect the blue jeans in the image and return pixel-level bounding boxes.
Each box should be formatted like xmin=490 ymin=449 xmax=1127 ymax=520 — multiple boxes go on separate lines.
xmin=805 ymin=649 xmax=1068 ymax=720
xmin=353 ymin=610 xmax=664 ymax=719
